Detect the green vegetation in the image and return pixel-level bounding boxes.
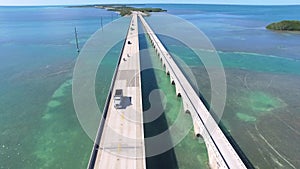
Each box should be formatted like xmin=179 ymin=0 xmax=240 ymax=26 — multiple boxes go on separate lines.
xmin=69 ymin=4 xmax=166 ymax=16
xmin=235 ymin=91 xmax=286 ymax=122
xmin=109 ymin=7 xmax=166 ymax=16
xmin=236 ymin=113 xmax=256 ymax=122
xmin=266 ymin=20 xmax=300 ymax=31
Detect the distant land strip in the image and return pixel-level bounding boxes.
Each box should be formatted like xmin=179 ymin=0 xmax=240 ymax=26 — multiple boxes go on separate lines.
xmin=68 ymin=4 xmax=167 ymax=16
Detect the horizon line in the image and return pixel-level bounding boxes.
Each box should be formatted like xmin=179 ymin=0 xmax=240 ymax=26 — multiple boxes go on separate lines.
xmin=1 ymin=3 xmax=300 ymax=7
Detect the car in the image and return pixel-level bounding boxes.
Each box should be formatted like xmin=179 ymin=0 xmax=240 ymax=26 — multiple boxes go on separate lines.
xmin=113 ymin=89 xmax=123 ymax=109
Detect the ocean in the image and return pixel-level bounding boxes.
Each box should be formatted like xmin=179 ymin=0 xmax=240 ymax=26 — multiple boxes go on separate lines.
xmin=0 ymin=4 xmax=300 ymax=169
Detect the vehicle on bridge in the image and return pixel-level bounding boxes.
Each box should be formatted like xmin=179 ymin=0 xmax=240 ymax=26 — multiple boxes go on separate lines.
xmin=113 ymin=89 xmax=123 ymax=109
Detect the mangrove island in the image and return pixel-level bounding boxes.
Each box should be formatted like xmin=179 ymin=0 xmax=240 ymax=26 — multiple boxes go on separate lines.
xmin=266 ymin=20 xmax=300 ymax=31
xmin=69 ymin=4 xmax=166 ymax=16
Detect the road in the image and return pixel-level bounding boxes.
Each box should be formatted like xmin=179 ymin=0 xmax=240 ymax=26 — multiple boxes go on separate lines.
xmin=93 ymin=12 xmax=146 ymax=169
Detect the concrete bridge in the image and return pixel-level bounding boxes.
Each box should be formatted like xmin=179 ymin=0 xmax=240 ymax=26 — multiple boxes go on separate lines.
xmin=138 ymin=14 xmax=247 ymax=169
xmin=88 ymin=12 xmax=247 ymax=169
xmin=88 ymin=12 xmax=146 ymax=169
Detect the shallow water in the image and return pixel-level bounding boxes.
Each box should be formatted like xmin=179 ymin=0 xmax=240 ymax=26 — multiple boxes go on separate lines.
xmin=0 ymin=6 xmax=120 ymax=169
xmin=161 ymin=40 xmax=300 ymax=168
xmin=141 ymin=5 xmax=300 ymax=167
xmin=1 ymin=4 xmax=300 ymax=169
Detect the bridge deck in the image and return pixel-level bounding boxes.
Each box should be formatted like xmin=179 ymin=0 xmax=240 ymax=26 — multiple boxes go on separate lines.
xmin=93 ymin=12 xmax=146 ymax=169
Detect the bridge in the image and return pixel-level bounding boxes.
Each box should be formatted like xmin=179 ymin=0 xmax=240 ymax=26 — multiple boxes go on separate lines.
xmin=138 ymin=14 xmax=247 ymax=169
xmin=88 ymin=12 xmax=247 ymax=169
xmin=88 ymin=12 xmax=146 ymax=169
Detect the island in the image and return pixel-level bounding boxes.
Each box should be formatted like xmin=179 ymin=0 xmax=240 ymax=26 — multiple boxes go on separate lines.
xmin=266 ymin=20 xmax=300 ymax=31
xmin=69 ymin=4 xmax=166 ymax=16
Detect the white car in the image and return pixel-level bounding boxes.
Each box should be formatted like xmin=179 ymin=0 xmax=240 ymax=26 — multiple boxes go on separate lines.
xmin=113 ymin=89 xmax=123 ymax=109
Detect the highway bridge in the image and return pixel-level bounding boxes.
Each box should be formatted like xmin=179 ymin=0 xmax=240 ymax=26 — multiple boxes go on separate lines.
xmin=87 ymin=12 xmax=247 ymax=169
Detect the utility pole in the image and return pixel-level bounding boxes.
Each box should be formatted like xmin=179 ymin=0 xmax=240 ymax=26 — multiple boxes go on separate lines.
xmin=101 ymin=16 xmax=103 ymax=31
xmin=74 ymin=27 xmax=80 ymax=53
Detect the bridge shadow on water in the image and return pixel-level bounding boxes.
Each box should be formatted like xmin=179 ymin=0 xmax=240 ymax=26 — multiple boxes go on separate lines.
xmin=139 ymin=27 xmax=179 ymax=168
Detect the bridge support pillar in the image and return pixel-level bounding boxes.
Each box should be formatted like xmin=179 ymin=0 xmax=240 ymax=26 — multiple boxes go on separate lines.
xmin=192 ymin=119 xmax=201 ymax=138
xmin=201 ymin=126 xmax=228 ymax=169
xmin=182 ymin=100 xmax=189 ymax=114
xmin=207 ymin=144 xmax=222 ymax=169
xmin=170 ymin=75 xmax=174 ymax=83
xmin=174 ymin=81 xmax=181 ymax=97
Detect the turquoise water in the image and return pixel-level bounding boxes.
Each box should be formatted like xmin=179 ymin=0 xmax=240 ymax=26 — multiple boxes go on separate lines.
xmin=141 ymin=5 xmax=300 ymax=168
xmin=0 ymin=6 xmax=120 ymax=169
xmin=1 ymin=4 xmax=300 ymax=169
xmin=152 ymin=35 xmax=300 ymax=168
xmin=136 ymin=4 xmax=300 ymax=59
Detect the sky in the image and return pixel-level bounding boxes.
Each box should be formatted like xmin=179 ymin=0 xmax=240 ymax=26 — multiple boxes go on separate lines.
xmin=0 ymin=0 xmax=300 ymax=6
